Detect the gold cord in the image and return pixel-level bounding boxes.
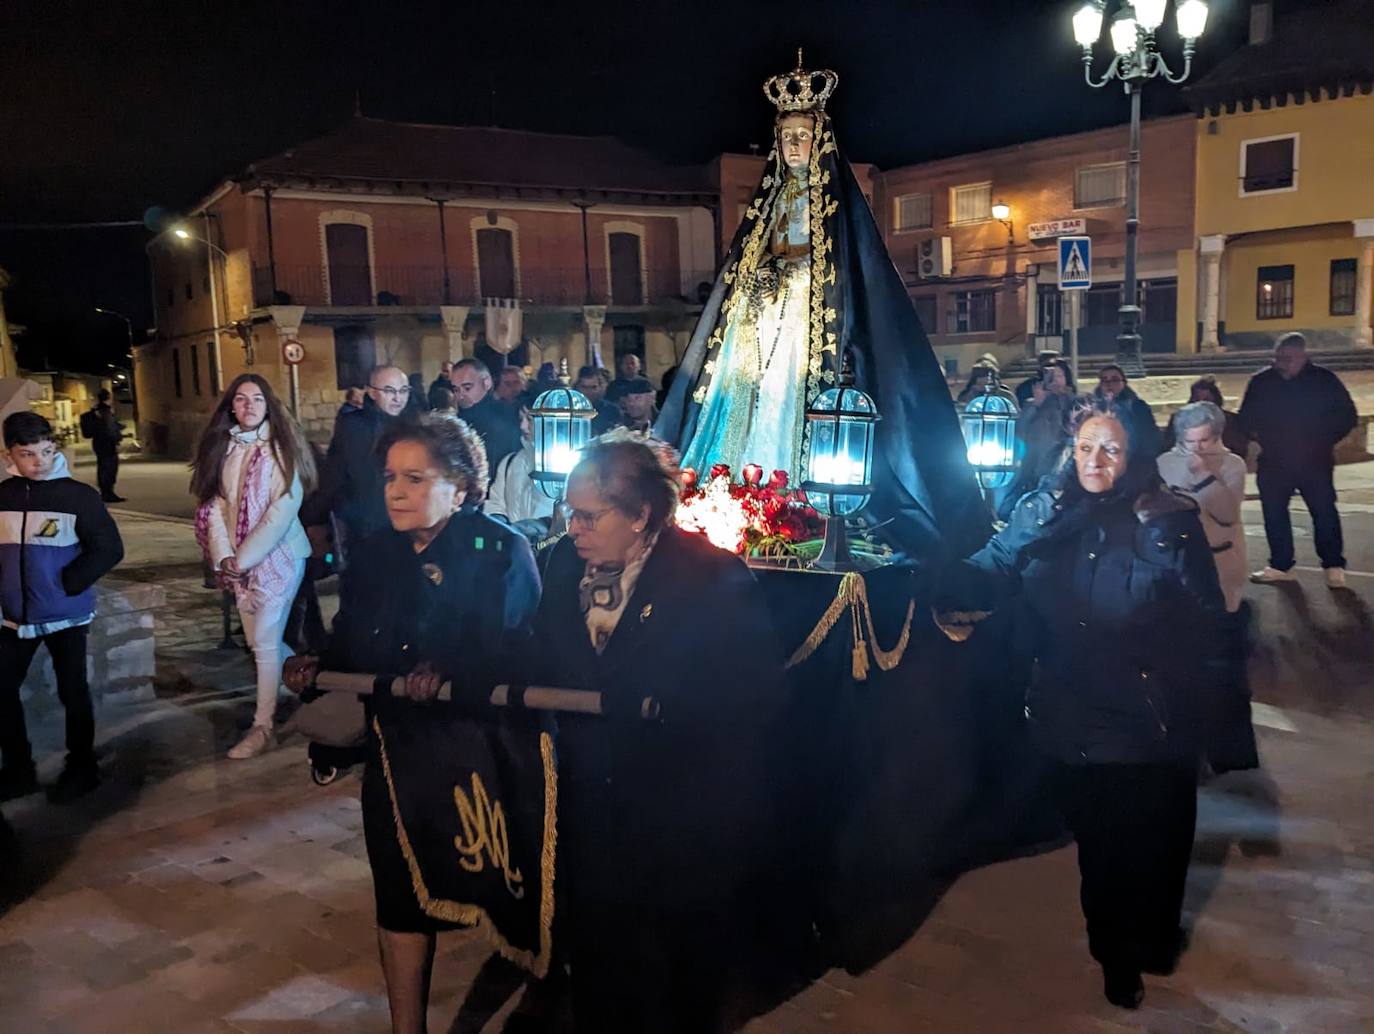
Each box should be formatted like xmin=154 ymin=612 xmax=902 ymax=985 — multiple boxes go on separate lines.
xmin=785 ymin=571 xmax=915 ymax=680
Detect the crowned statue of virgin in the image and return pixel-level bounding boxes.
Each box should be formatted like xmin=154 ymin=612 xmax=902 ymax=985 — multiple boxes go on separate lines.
xmin=656 ymin=53 xmax=988 ymax=560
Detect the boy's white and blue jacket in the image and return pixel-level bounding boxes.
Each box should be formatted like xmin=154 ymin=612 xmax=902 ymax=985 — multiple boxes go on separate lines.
xmin=0 ymin=454 xmax=124 ymax=638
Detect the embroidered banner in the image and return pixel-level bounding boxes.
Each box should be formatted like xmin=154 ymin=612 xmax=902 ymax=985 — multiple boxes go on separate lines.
xmin=374 ymin=712 xmax=557 ymax=976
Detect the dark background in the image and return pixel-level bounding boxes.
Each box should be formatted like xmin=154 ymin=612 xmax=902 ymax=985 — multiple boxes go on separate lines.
xmin=0 ymin=0 xmax=1327 ymax=373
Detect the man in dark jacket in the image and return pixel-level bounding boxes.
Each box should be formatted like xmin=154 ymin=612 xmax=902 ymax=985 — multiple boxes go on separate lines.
xmin=314 ymin=365 xmax=410 ymax=555
xmin=449 ymin=358 xmax=521 ymax=472
xmin=82 ymin=389 xmax=125 ymax=503
xmin=0 ymin=412 xmax=124 ymax=802
xmin=1095 ymin=365 xmax=1161 ymax=456
xmin=574 ymin=365 xmax=621 ymax=435
xmin=1239 ymin=333 xmax=1358 ymax=588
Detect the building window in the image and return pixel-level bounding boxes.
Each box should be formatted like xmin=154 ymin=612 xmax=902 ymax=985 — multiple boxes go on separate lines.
xmin=172 ymin=348 xmax=183 ymax=399
xmin=190 ymin=344 xmax=201 ymax=396
xmin=206 ymin=339 xmax=220 ymax=395
xmin=951 ymin=183 xmax=992 ymax=226
xmin=1074 ymin=162 xmax=1126 ymax=209
xmin=1142 ymin=278 xmax=1178 ymax=324
xmin=1331 ymin=258 xmax=1358 ymax=316
xmin=1256 ymin=265 xmax=1295 ymax=319
xmin=166 ymin=288 xmax=174 ymax=308
xmin=475 ymin=227 xmax=517 ymax=299
xmin=203 ymin=273 xmax=211 ymax=295
xmin=951 ymin=288 xmax=996 ymax=333
xmin=912 ymin=293 xmax=938 ymax=333
xmin=184 ymin=281 xmax=193 ymax=300
xmin=1085 ymin=283 xmax=1122 ymax=326
xmin=1241 ymin=135 xmax=1298 ymax=194
xmin=1036 ymin=285 xmax=1063 ymax=336
xmin=894 ymin=193 xmax=933 ymax=232
xmin=325 ymin=223 xmax=374 ymax=305
xmin=607 ymin=231 xmax=645 ymax=305
xmin=334 ymin=325 xmax=377 ymax=390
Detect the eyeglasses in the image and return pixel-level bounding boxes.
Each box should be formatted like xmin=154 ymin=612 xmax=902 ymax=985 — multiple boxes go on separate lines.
xmin=560 ymin=503 xmax=616 ymax=530
xmin=371 ymin=385 xmax=411 ymax=399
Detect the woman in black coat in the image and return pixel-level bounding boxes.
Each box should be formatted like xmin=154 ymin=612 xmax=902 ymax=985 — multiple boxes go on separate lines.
xmin=532 ymin=437 xmax=787 ymax=1034
xmin=288 ymin=413 xmax=540 ymax=1034
xmin=948 ymin=395 xmax=1227 ymax=1010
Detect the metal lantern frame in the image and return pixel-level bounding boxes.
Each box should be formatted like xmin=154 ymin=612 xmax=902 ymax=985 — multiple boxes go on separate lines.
xmin=959 ymin=376 xmax=1020 ymax=494
xmin=529 ymin=387 xmax=596 ymax=504
xmin=801 ymin=377 xmax=881 ymax=572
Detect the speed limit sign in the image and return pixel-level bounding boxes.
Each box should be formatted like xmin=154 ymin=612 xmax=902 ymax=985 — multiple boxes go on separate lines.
xmin=282 ymin=338 xmax=306 ymax=365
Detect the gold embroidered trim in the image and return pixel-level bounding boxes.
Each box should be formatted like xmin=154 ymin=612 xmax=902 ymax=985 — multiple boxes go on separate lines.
xmin=375 ymin=717 xmax=558 ymax=978
xmin=784 ymin=571 xmax=915 ymax=681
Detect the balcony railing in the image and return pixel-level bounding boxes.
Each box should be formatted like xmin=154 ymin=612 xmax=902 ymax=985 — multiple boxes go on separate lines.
xmin=251 ymin=264 xmax=717 ymax=310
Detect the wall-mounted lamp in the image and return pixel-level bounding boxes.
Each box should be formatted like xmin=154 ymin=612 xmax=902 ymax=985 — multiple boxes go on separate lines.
xmin=991 ymin=201 xmax=1014 ymax=243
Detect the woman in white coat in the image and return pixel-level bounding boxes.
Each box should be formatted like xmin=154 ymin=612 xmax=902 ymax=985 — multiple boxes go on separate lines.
xmin=1156 ymin=401 xmax=1247 ymax=613
xmin=191 ymin=374 xmax=317 ymax=759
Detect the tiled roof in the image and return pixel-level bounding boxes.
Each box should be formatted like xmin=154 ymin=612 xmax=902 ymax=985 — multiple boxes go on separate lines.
xmin=241 ymin=117 xmax=715 ymax=203
xmin=1186 ymin=2 xmax=1374 ymax=113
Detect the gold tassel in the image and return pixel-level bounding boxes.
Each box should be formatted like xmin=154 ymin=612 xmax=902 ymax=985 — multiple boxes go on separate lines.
xmin=786 ymin=571 xmax=915 ymax=681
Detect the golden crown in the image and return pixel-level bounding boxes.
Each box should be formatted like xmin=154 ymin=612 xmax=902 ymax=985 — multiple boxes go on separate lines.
xmin=763 ymin=49 xmax=838 ymax=114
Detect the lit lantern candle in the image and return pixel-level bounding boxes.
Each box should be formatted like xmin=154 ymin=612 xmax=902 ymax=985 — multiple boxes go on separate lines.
xmin=530 ymin=387 xmax=596 ymax=502
xmin=801 ymin=359 xmax=880 ymax=571
xmin=959 ymin=375 xmax=1020 ymax=495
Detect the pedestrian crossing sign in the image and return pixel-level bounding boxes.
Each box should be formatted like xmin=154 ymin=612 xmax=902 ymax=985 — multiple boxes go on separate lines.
xmin=1058 ymin=236 xmax=1092 ymax=290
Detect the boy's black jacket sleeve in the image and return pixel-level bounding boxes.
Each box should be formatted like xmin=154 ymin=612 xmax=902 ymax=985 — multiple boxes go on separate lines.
xmin=61 ymin=487 xmax=124 ymax=595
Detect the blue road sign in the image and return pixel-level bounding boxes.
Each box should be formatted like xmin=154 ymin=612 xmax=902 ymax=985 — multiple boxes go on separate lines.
xmin=1058 ymin=236 xmax=1092 ymax=290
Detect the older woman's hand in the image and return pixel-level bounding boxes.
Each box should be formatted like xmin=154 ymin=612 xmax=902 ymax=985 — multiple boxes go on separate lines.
xmin=282 ymin=655 xmax=320 ymax=695
xmin=403 ymin=663 xmax=445 ymax=703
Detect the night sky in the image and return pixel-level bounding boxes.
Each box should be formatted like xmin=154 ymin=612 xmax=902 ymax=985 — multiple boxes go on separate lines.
xmin=0 ymin=0 xmax=1330 ymax=372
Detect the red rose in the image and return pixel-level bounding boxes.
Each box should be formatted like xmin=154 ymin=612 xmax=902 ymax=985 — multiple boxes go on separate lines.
xmin=709 ymin=463 xmax=732 ymax=482
xmin=767 ymin=469 xmax=789 ymax=492
xmin=742 ymin=463 xmax=763 ymax=487
xmin=778 ymin=514 xmax=808 ymax=541
xmin=680 ymin=468 xmax=699 ymax=491
xmin=761 ymin=494 xmax=785 ymax=522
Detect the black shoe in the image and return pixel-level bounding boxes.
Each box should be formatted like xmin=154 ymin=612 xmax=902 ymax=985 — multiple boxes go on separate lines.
xmin=47 ymin=759 xmax=100 ymax=803
xmin=102 ymin=494 xmax=127 ymax=504
xmin=0 ymin=765 xmax=39 ymax=802
xmin=1103 ymin=967 xmax=1144 ymax=1010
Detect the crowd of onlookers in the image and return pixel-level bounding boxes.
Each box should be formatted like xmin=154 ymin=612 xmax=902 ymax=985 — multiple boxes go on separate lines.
xmin=966 ymin=331 xmax=1359 ymax=598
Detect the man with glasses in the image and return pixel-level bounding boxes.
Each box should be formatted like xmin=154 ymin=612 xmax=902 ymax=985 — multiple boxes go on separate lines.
xmin=316 ymin=365 xmax=411 ymax=556
xmin=449 ymin=358 xmax=520 ymax=473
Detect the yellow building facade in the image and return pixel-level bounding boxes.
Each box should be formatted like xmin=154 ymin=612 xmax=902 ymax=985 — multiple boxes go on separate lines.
xmin=1183 ymin=7 xmax=1374 ymax=353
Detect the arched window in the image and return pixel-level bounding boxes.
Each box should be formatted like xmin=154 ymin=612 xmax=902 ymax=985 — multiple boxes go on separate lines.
xmin=320 ymin=211 xmax=376 ymax=305
xmin=605 ymin=222 xmax=646 ymax=305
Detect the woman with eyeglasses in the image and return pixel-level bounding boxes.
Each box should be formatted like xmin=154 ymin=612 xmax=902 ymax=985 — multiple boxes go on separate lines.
xmin=191 ymin=373 xmax=317 ymax=759
xmin=530 ymin=437 xmax=787 ymax=1033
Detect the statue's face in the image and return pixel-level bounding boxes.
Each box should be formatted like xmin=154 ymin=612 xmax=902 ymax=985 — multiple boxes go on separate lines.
xmin=777 ymin=114 xmax=815 ymax=172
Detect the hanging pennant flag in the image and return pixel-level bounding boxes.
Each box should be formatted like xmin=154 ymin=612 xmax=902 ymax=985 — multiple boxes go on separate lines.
xmin=485 ymin=298 xmax=524 ymax=355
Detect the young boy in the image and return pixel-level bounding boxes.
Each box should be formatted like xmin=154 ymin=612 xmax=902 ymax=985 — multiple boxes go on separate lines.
xmin=0 ymin=412 xmax=124 ymax=802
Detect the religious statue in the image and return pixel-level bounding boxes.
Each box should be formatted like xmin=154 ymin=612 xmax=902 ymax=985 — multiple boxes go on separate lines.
xmin=656 ymin=53 xmax=989 ymax=560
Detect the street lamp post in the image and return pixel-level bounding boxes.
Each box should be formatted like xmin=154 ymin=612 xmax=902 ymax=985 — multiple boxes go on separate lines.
xmin=1072 ymin=0 xmax=1208 ymax=377
xmin=94 ymin=307 xmax=138 ymax=421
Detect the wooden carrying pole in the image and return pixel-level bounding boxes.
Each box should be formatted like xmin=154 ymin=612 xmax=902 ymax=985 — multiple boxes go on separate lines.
xmin=309 ymin=671 xmax=661 ymax=720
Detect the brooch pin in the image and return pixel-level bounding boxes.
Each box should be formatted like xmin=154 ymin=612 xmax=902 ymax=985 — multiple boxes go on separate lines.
xmin=421 ymin=563 xmax=444 ymax=586
xmin=639 ymin=603 xmax=653 ymax=623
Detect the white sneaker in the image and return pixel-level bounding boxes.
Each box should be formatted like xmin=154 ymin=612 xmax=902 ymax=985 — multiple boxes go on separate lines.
xmin=1326 ymin=567 xmax=1348 ymax=589
xmin=227 ymin=725 xmax=275 ymax=760
xmin=1250 ymin=566 xmax=1295 ymax=584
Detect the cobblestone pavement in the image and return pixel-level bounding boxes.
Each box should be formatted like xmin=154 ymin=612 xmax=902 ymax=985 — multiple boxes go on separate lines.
xmin=1 ymin=515 xmax=1372 ymax=1033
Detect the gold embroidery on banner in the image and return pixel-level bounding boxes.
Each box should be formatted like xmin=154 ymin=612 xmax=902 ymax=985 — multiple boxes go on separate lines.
xmin=376 ymin=718 xmax=558 ymax=978
xmin=453 ymin=773 xmax=525 ymax=899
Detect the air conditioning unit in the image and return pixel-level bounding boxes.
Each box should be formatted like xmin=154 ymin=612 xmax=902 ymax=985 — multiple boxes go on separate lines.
xmin=917 ymin=236 xmax=953 ymax=279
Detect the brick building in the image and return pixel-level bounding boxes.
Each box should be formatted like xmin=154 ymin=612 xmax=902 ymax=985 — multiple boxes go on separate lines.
xmin=874 ymin=115 xmax=1197 ymax=375
xmin=135 ymin=117 xmax=718 ymax=455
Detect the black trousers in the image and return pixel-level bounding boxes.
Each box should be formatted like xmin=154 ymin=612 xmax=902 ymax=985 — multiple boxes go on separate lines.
xmin=1052 ymin=762 xmax=1197 ymax=971
xmin=95 ymin=451 xmax=119 ymax=499
xmin=0 ymin=625 xmax=96 ymax=770
xmin=1257 ymin=461 xmax=1344 ymax=570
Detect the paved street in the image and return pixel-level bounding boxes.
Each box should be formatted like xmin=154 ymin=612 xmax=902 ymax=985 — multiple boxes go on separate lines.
xmin=2 ymin=497 xmax=1373 ymax=1032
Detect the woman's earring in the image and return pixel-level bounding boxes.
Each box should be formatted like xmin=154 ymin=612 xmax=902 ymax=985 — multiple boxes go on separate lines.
xmin=633 ymin=524 xmax=644 ymax=533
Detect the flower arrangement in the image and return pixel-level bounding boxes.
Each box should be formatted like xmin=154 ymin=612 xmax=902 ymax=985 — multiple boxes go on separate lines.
xmin=676 ymin=463 xmax=825 ymax=557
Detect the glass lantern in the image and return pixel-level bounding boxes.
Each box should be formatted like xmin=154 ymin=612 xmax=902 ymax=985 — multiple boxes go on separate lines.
xmin=530 ymin=387 xmax=595 ymax=501
xmin=801 ymin=377 xmax=880 ymax=571
xmin=959 ymin=379 xmax=1020 ymax=492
